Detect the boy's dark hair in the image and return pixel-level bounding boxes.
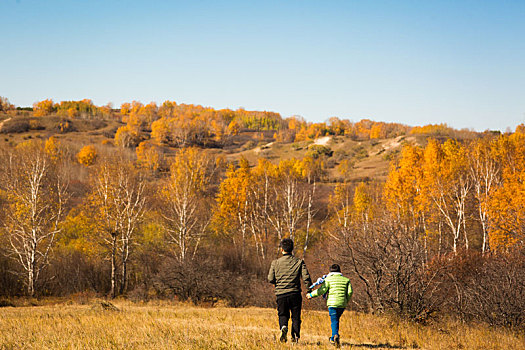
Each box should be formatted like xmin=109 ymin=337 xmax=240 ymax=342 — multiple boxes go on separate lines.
xmin=280 ymin=238 xmax=294 ymax=253
xmin=330 ymin=264 xmax=341 ymax=272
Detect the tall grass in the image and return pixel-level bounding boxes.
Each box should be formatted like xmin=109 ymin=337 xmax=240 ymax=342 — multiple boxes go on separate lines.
xmin=0 ymin=301 xmax=523 ymax=349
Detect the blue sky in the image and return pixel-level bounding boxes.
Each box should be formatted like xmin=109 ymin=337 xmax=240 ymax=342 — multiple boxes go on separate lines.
xmin=1 ymin=0 xmax=524 ymax=131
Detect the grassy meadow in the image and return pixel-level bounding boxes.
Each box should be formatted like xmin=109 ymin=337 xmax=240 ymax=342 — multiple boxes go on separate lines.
xmin=0 ymin=301 xmax=523 ymax=349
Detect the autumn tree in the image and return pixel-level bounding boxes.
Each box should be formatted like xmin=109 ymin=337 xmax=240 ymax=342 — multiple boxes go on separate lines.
xmin=0 ymin=96 xmax=15 ymax=112
xmin=56 ymin=99 xmax=101 ymax=119
xmin=44 ymin=136 xmax=62 ymax=162
xmin=114 ymin=125 xmax=140 ymax=148
xmin=33 ymin=99 xmax=56 ymax=117
xmin=159 ymin=148 xmax=217 ymax=263
xmin=0 ymin=141 xmax=69 ymax=296
xmin=418 ymin=140 xmax=470 ymax=254
xmin=467 ymin=138 xmax=500 ymax=253
xmin=151 ymin=117 xmax=171 ymax=145
xmin=384 ymin=144 xmax=425 ymax=231
xmin=89 ymin=159 xmax=148 ymax=297
xmin=216 ymin=158 xmax=256 ymax=261
xmin=296 ymin=157 xmax=324 ymax=253
xmin=136 ymin=141 xmax=163 ymax=171
xmin=255 ymin=159 xmax=313 ymax=246
xmin=489 ymin=129 xmax=525 ymax=250
xmin=77 ymin=145 xmax=98 ymax=166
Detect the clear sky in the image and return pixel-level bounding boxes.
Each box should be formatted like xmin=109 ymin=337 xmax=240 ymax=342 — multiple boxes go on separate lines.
xmin=1 ymin=0 xmax=524 ymax=131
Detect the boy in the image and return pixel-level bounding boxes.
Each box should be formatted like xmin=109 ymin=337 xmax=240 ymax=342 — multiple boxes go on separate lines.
xmin=307 ymin=264 xmax=352 ymax=348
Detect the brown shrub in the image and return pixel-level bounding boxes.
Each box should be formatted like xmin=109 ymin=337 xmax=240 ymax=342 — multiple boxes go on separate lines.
xmin=445 ymin=249 xmax=525 ymax=329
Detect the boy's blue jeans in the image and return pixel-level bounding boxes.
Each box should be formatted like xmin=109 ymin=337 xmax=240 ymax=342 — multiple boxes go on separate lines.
xmin=328 ymin=307 xmax=345 ymax=339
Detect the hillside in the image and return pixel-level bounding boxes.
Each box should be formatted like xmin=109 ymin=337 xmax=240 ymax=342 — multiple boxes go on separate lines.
xmin=0 ymin=112 xmax=435 ymax=182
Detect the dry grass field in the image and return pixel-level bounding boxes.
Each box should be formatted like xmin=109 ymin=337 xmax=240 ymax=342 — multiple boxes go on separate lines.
xmin=0 ymin=301 xmax=523 ymax=349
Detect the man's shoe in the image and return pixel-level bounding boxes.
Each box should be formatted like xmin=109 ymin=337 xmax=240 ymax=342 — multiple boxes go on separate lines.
xmin=334 ymin=334 xmax=340 ymax=348
xmin=279 ymin=326 xmax=288 ymax=343
xmin=291 ymin=335 xmax=299 ymax=345
xmin=329 ymin=336 xmax=335 ymax=345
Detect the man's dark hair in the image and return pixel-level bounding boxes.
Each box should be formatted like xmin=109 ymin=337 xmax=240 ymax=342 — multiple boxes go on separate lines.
xmin=330 ymin=264 xmax=341 ymax=272
xmin=280 ymin=238 xmax=294 ymax=253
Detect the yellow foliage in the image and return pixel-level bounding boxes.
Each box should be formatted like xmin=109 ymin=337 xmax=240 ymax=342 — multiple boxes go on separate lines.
xmin=58 ymin=209 xmax=100 ymax=256
xmin=410 ymin=123 xmax=453 ymax=136
xmin=337 ymin=159 xmax=354 ymax=179
xmin=120 ymin=102 xmax=131 ymax=115
xmin=115 ymin=125 xmax=140 ymax=148
xmin=136 ymin=141 xmax=162 ymax=171
xmin=384 ymin=144 xmax=425 ymax=220
xmin=489 ymin=132 xmax=525 ymax=250
xmin=151 ymin=118 xmax=171 ymax=145
xmin=33 ymin=99 xmax=55 ymax=117
xmin=67 ymin=108 xmax=78 ymax=118
xmin=77 ymin=145 xmax=97 ymax=166
xmin=353 ymin=182 xmax=372 ymax=215
xmin=227 ymin=120 xmax=240 ymax=136
xmin=44 ymin=136 xmax=61 ymax=161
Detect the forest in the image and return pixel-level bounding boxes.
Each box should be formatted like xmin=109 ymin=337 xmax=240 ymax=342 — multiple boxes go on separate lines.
xmin=0 ymin=97 xmax=523 ymax=330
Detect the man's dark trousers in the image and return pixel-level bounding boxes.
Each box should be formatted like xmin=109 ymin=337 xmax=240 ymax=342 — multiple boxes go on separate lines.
xmin=277 ymin=292 xmax=302 ymax=339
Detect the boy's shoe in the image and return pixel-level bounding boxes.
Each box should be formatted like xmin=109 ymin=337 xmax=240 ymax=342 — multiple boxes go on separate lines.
xmin=329 ymin=335 xmax=340 ymax=347
xmin=279 ymin=326 xmax=288 ymax=343
xmin=334 ymin=334 xmax=340 ymax=348
xmin=291 ymin=335 xmax=299 ymax=345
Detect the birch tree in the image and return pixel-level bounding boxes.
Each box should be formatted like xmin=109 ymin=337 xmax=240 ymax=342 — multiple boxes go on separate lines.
xmin=266 ymin=159 xmax=308 ymax=244
xmin=159 ymin=148 xmax=216 ymax=263
xmin=422 ymin=139 xmax=471 ymax=254
xmin=297 ymin=156 xmax=323 ymax=253
xmin=467 ymin=138 xmax=500 ymax=253
xmin=0 ymin=142 xmax=69 ymax=296
xmin=90 ymin=159 xmax=147 ymax=297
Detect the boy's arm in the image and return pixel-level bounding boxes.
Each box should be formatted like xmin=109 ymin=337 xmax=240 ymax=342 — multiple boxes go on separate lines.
xmin=346 ymin=281 xmax=353 ymax=301
xmin=268 ymin=260 xmax=276 ymax=284
xmin=308 ymin=280 xmax=329 ymax=298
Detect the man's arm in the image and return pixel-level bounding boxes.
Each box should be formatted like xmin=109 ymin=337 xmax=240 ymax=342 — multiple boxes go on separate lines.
xmin=268 ymin=260 xmax=276 ymax=284
xmin=301 ymin=260 xmax=312 ymax=290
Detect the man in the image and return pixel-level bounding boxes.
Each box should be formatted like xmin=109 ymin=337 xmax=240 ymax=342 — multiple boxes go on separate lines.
xmin=307 ymin=264 xmax=353 ymax=348
xmin=268 ymin=238 xmax=312 ymax=344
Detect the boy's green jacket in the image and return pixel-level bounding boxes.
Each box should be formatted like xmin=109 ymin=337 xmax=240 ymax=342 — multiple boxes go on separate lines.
xmin=308 ymin=272 xmax=353 ymax=308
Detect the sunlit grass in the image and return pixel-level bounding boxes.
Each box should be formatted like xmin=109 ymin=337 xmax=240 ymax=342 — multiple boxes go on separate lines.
xmin=0 ymin=301 xmax=523 ymax=349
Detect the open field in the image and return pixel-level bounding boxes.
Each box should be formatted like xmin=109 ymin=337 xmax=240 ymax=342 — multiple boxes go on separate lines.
xmin=0 ymin=301 xmax=523 ymax=349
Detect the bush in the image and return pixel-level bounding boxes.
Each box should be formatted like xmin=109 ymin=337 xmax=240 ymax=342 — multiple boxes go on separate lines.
xmin=241 ymin=140 xmax=256 ymax=151
xmin=351 ymin=145 xmax=368 ymax=159
xmin=55 ymin=119 xmax=76 ymax=133
xmin=153 ymin=248 xmax=274 ymax=308
xmin=334 ymin=219 xmax=449 ymax=321
xmin=0 ymin=252 xmax=22 ymax=297
xmin=43 ymin=250 xmax=110 ymax=296
xmin=306 ymin=145 xmax=333 ymax=159
xmin=445 ymin=249 xmax=525 ymax=329
xmin=0 ymin=118 xmax=30 ymax=133
xmin=77 ymin=145 xmax=98 ymax=166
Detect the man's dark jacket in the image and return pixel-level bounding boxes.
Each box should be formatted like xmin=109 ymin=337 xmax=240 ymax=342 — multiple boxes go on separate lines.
xmin=268 ymin=253 xmax=312 ymax=296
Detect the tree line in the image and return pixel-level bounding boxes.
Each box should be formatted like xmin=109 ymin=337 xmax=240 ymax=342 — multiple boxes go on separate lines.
xmin=2 ymin=97 xmax=474 ymax=146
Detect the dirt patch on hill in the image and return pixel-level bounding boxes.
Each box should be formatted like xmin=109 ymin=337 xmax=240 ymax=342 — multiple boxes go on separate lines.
xmin=0 ymin=117 xmax=12 ymax=129
xmin=313 ymin=136 xmax=331 ymax=146
xmin=381 ymin=136 xmax=416 ymax=151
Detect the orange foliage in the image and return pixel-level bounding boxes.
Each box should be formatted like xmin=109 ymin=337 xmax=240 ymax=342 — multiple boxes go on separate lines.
xmin=33 ymin=99 xmax=56 ymax=117
xmin=77 ymin=145 xmax=98 ymax=166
